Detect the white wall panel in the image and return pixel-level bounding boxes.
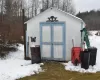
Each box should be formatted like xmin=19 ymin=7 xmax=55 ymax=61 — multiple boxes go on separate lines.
xmin=53 ymin=45 xmax=63 ymax=58
xmin=42 ymin=45 xmax=51 ymax=58
xmin=42 ymin=26 xmax=51 ymax=42
xmin=54 ymin=26 xmax=62 ymax=42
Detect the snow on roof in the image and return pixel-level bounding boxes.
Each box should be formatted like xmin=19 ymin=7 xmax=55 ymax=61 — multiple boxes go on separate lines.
xmin=25 ymin=7 xmax=85 ymax=25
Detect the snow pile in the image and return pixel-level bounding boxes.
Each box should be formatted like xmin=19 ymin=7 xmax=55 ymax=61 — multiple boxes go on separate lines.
xmin=89 ymin=31 xmax=98 ymax=36
xmin=63 ymin=62 xmax=97 ymax=73
xmin=64 ymin=32 xmax=100 ymax=73
xmin=0 ymin=44 xmax=43 ymax=80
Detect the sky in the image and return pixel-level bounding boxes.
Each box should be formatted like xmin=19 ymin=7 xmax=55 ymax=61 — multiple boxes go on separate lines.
xmin=25 ymin=0 xmax=100 ymax=13
xmin=74 ymin=0 xmax=100 ymax=13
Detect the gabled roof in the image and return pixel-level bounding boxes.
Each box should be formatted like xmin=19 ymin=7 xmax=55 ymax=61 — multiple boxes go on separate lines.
xmin=25 ymin=7 xmax=85 ymax=25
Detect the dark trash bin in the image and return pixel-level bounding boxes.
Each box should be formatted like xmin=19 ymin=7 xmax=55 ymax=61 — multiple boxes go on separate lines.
xmin=31 ymin=45 xmax=41 ymax=64
xmin=80 ymin=49 xmax=90 ymax=69
xmin=88 ymin=47 xmax=97 ymax=66
xmin=80 ymin=51 xmax=84 ymax=64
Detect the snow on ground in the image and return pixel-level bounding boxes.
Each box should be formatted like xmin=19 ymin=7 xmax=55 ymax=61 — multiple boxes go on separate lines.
xmin=89 ymin=31 xmax=98 ymax=35
xmin=64 ymin=31 xmax=100 ymax=73
xmin=0 ymin=44 xmax=43 ymax=80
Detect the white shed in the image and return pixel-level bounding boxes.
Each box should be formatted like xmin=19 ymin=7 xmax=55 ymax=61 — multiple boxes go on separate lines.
xmin=24 ymin=7 xmax=85 ymax=61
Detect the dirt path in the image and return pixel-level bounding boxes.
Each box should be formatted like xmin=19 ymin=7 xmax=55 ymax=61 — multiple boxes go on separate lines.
xmin=19 ymin=62 xmax=100 ymax=80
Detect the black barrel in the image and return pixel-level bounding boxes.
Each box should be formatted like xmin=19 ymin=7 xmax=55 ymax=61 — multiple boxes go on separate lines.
xmin=80 ymin=50 xmax=90 ymax=69
xmin=88 ymin=47 xmax=97 ymax=66
xmin=31 ymin=45 xmax=41 ymax=64
xmin=80 ymin=51 xmax=84 ymax=65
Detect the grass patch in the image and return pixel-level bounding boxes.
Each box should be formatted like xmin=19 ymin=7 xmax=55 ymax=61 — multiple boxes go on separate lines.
xmin=19 ymin=62 xmax=100 ymax=80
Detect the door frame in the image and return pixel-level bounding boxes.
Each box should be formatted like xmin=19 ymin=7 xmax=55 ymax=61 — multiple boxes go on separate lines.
xmin=40 ymin=22 xmax=66 ymax=61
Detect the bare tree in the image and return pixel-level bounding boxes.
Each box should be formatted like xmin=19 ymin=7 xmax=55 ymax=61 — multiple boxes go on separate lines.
xmin=4 ymin=0 xmax=27 ymax=22
xmin=0 ymin=0 xmax=5 ymax=22
xmin=41 ymin=0 xmax=76 ymax=15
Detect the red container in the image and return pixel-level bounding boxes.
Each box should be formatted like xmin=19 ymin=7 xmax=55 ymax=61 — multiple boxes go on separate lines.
xmin=71 ymin=47 xmax=82 ymax=66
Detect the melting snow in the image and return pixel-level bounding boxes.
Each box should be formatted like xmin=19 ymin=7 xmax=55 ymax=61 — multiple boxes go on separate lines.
xmin=0 ymin=44 xmax=43 ymax=80
xmin=64 ymin=31 xmax=100 ymax=73
xmin=0 ymin=31 xmax=100 ymax=80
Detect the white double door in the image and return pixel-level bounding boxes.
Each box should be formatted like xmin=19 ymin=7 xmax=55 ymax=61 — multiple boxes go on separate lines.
xmin=40 ymin=22 xmax=66 ymax=61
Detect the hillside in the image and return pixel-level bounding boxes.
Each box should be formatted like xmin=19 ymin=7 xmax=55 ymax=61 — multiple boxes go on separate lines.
xmin=76 ymin=10 xmax=100 ymax=30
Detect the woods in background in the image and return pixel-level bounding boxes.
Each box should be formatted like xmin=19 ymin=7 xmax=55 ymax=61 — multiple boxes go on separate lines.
xmin=0 ymin=0 xmax=25 ymax=44
xmin=0 ymin=0 xmax=24 ymax=22
xmin=25 ymin=0 xmax=76 ymax=20
xmin=0 ymin=0 xmax=75 ymax=43
xmin=77 ymin=10 xmax=100 ymax=30
xmin=41 ymin=0 xmax=75 ymax=15
xmin=0 ymin=0 xmax=76 ymax=22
